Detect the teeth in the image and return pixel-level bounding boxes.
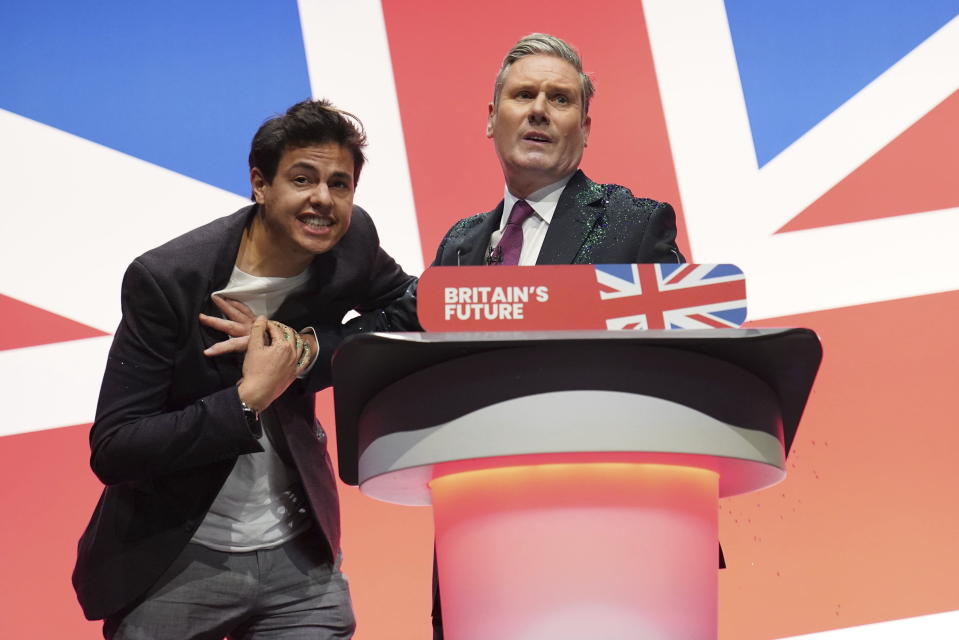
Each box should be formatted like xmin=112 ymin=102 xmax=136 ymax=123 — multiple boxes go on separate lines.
xmin=300 ymin=215 xmax=332 ymax=228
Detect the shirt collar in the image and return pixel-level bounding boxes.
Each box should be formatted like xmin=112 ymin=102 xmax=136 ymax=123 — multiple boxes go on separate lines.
xmin=500 ymin=173 xmax=575 ymax=230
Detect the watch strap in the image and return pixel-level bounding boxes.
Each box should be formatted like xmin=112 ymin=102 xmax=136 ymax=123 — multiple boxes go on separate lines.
xmin=240 ymin=400 xmax=262 ymax=438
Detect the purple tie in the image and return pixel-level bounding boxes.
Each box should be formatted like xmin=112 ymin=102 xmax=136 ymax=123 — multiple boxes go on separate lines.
xmin=493 ymin=200 xmax=535 ymax=266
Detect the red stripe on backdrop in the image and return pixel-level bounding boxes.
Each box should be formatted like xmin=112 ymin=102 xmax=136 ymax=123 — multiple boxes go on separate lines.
xmin=0 ymin=294 xmax=107 ymax=350
xmin=0 ymin=425 xmax=103 ymax=638
xmin=780 ymin=89 xmax=959 ymax=233
xmin=381 ymin=0 xmax=690 ymax=266
xmin=721 ymin=289 xmax=959 ymax=638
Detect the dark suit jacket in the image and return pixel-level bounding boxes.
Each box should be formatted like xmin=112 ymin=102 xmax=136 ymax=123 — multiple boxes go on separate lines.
xmin=72 ymin=204 xmax=416 ymax=621
xmin=431 ymin=170 xmax=684 ymax=266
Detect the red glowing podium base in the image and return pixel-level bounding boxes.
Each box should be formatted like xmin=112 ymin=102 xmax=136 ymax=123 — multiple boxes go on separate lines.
xmin=431 ymin=460 xmax=719 ymax=639
xmin=333 ymin=330 xmax=821 ymax=640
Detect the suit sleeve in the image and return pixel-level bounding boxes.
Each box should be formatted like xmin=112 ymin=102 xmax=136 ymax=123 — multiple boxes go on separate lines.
xmin=352 ymin=242 xmax=421 ymax=331
xmin=302 ymin=212 xmax=422 ymax=392
xmin=378 ymin=215 xmax=486 ymax=341
xmin=90 ymin=259 xmax=262 ymax=486
xmin=636 ymin=201 xmax=686 ymax=263
xmin=430 ymin=226 xmax=457 ymax=267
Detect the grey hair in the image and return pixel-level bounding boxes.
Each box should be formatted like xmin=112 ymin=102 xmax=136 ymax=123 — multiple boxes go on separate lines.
xmin=492 ymin=33 xmax=595 ymax=114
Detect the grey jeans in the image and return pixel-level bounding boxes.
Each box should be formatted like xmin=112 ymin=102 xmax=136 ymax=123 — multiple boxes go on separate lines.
xmin=104 ymin=537 xmax=355 ymax=640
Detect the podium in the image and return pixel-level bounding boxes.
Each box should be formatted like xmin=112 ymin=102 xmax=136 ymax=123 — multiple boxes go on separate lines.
xmin=334 ymin=329 xmax=821 ymax=640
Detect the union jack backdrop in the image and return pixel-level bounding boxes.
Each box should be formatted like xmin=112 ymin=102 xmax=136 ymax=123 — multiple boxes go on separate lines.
xmin=2 ymin=1 xmax=958 ymax=638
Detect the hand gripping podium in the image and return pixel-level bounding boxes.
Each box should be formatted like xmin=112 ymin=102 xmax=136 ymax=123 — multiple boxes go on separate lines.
xmin=333 ymin=329 xmax=821 ymax=640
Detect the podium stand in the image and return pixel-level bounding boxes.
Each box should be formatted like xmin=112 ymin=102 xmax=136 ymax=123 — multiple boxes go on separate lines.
xmin=334 ymin=329 xmax=821 ymax=640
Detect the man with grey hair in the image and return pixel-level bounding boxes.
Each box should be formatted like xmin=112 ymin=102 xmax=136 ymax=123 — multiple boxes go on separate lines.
xmin=430 ymin=32 xmax=684 ymax=268
xmin=428 ymin=33 xmax=685 ymax=638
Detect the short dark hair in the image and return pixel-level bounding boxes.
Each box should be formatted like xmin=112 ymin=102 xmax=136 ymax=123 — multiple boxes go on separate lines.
xmin=248 ymin=99 xmax=368 ymax=199
xmin=493 ymin=33 xmax=595 ymax=115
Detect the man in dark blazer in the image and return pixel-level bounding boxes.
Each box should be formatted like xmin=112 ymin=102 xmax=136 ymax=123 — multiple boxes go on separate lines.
xmin=430 ymin=33 xmax=684 ymax=270
xmin=428 ymin=33 xmax=684 ymax=639
xmin=72 ymin=99 xmax=415 ymax=639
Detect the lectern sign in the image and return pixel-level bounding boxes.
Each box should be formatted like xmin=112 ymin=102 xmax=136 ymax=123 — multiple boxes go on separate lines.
xmin=417 ymin=263 xmax=747 ymax=331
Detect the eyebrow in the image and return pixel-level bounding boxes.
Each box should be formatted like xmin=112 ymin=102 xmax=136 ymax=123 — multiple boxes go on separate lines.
xmin=509 ymin=79 xmax=579 ymax=94
xmin=287 ymin=163 xmax=354 ymax=182
xmin=329 ymin=170 xmax=355 ymax=183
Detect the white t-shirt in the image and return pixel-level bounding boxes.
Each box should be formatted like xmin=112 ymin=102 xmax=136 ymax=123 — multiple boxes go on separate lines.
xmin=191 ymin=266 xmax=312 ymax=552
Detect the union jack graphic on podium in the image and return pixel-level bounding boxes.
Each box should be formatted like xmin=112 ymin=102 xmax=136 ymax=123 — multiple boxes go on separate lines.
xmin=595 ymin=264 xmax=748 ymax=330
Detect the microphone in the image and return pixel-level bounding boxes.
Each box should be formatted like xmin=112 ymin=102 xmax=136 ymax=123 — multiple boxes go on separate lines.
xmin=486 ymin=245 xmax=503 ymax=265
xmin=655 ymin=241 xmax=685 ymax=264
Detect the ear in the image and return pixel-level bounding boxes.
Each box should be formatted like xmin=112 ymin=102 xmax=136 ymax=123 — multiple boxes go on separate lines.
xmin=582 ymin=113 xmax=592 ymax=147
xmin=250 ymin=167 xmax=268 ymax=204
xmin=485 ymin=102 xmax=496 ymax=138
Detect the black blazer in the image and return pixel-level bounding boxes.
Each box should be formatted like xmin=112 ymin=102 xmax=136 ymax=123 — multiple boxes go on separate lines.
xmin=431 ymin=170 xmax=684 ymax=266
xmin=72 ymin=205 xmax=416 ymax=621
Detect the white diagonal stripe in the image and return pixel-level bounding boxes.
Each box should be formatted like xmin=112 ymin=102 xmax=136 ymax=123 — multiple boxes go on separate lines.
xmin=0 ymin=336 xmax=112 ymax=438
xmin=643 ymin=0 xmax=758 ymax=254
xmin=736 ymin=207 xmax=959 ymax=320
xmin=297 ymin=0 xmax=425 ymax=275
xmin=0 ymin=108 xmax=248 ymax=333
xmin=776 ymin=608 xmax=959 ymax=639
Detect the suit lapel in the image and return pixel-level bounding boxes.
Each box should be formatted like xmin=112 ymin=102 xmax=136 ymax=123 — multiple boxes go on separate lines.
xmin=198 ymin=293 xmax=241 ymax=385
xmin=201 ymin=206 xmax=258 ymax=387
xmin=536 ymin=170 xmax=606 ymax=265
xmin=460 ymin=203 xmax=504 ymax=265
xmin=273 ymin=251 xmax=336 ymax=328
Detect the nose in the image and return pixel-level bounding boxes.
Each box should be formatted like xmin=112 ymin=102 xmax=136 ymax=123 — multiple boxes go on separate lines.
xmin=310 ymin=183 xmax=332 ymax=209
xmin=527 ymin=92 xmax=549 ymax=125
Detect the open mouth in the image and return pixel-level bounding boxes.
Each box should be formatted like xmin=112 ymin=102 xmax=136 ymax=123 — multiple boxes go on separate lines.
xmin=523 ymin=132 xmax=552 ymax=143
xmin=298 ymin=214 xmax=334 ymax=230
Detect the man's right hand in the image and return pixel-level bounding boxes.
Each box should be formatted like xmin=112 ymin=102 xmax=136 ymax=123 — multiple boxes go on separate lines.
xmin=236 ymin=316 xmax=302 ymax=412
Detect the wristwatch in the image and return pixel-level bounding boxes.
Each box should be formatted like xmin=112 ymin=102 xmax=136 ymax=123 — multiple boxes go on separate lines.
xmin=240 ymin=400 xmax=262 ymax=438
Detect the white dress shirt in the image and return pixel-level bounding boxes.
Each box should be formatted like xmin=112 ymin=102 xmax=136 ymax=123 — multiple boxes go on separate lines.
xmin=488 ymin=173 xmax=575 ymax=266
